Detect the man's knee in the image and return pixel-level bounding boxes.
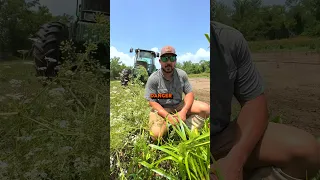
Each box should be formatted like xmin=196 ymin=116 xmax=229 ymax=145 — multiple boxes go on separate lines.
xmin=262 ymin=123 xmax=319 ymax=163
xmin=193 ymin=100 xmax=210 ymax=117
xmin=150 ymin=123 xmax=167 ymax=140
xmin=284 ymin=129 xmax=319 ymax=163
xmin=249 ymin=123 xmax=320 ymax=178
xmin=149 ymin=112 xmax=166 ymax=139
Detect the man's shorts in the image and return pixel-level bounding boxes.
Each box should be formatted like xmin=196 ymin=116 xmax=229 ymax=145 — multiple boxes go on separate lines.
xmin=211 ymin=120 xmax=237 ymax=160
xmin=148 ymin=101 xmax=206 ymax=130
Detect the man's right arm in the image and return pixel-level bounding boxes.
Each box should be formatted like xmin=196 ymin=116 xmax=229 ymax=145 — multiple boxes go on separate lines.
xmin=144 ymin=77 xmax=170 ymax=118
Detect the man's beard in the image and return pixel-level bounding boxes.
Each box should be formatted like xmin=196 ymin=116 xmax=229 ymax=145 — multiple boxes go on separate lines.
xmin=162 ymin=64 xmax=174 ymax=73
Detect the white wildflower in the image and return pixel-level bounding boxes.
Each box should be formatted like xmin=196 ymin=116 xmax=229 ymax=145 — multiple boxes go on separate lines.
xmin=99 ymin=67 xmax=109 ymax=74
xmin=64 ymin=70 xmax=74 ymax=76
xmin=23 ymin=61 xmax=34 ymax=65
xmin=24 ymin=151 xmax=34 ymax=160
xmin=59 ymin=120 xmax=68 ymax=128
xmin=20 ymin=98 xmax=32 ymax=104
xmin=0 ymin=96 xmax=6 ymax=102
xmin=16 ymin=136 xmax=32 ymax=142
xmin=58 ymin=146 xmax=73 ymax=154
xmin=66 ymin=99 xmax=75 ymax=105
xmin=45 ymin=57 xmax=57 ymax=62
xmin=54 ymin=66 xmax=60 ymax=71
xmin=0 ymin=161 xmax=8 ymax=169
xmin=45 ymin=103 xmax=56 ymax=108
xmin=48 ymin=87 xmax=65 ymax=98
xmin=9 ymin=79 xmax=22 ymax=88
xmin=39 ymin=172 xmax=47 ymax=178
xmin=37 ymin=67 xmax=47 ymax=70
xmin=36 ymin=76 xmax=47 ymax=81
xmin=89 ymin=156 xmax=101 ymax=167
xmin=6 ymin=93 xmax=24 ymax=100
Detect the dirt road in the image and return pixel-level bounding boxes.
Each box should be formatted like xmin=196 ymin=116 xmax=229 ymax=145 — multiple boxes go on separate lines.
xmin=190 ymin=52 xmax=320 ymax=136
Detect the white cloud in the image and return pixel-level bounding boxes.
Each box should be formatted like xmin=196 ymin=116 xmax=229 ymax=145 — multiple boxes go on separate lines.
xmin=177 ymin=48 xmax=210 ymax=63
xmin=150 ymin=47 xmax=159 ymax=53
xmin=110 ymin=46 xmax=210 ymax=69
xmin=110 ymin=46 xmax=134 ymax=67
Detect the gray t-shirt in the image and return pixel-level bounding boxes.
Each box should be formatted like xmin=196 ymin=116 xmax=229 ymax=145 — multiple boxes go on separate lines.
xmin=144 ymin=68 xmax=193 ymax=108
xmin=211 ymin=21 xmax=265 ymax=135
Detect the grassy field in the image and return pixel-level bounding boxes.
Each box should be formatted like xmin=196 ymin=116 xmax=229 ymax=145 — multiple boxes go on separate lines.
xmin=248 ymin=36 xmax=320 ymax=52
xmin=110 ymin=80 xmax=210 ymax=180
xmin=0 ymin=59 xmax=109 ymax=179
xmin=188 ymin=73 xmax=210 ymax=78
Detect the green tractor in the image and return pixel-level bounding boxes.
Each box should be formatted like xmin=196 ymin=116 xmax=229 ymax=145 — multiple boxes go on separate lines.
xmin=120 ymin=48 xmax=159 ymax=86
xmin=30 ymin=0 xmax=109 ymax=78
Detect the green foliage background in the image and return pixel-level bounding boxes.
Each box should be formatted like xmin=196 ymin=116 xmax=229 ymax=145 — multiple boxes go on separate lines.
xmin=110 ymin=57 xmax=210 ymax=80
xmin=213 ymin=0 xmax=320 ymax=52
xmin=0 ymin=0 xmax=74 ymax=57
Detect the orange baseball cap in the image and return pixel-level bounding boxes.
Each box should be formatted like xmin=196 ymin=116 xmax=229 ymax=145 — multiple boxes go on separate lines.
xmin=160 ymin=45 xmax=177 ymax=56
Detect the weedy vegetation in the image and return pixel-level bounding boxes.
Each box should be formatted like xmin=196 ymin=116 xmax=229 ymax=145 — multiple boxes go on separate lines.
xmin=0 ymin=16 xmax=110 ymax=179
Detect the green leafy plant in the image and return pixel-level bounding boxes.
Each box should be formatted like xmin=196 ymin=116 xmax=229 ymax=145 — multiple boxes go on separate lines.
xmin=133 ymin=65 xmax=149 ymax=85
xmin=140 ymin=118 xmax=210 ymax=180
xmin=205 ymin=33 xmax=210 ymax=43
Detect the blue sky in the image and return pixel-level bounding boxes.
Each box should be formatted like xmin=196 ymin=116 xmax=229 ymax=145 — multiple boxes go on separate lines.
xmin=110 ymin=0 xmax=210 ymax=68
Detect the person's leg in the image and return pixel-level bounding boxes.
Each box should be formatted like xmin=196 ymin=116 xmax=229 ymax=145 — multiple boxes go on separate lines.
xmin=176 ymin=100 xmax=210 ymax=130
xmin=186 ymin=100 xmax=210 ymax=119
xmin=244 ymin=122 xmax=320 ymax=179
xmin=148 ymin=107 xmax=175 ymax=140
xmin=210 ymin=121 xmax=320 ymax=179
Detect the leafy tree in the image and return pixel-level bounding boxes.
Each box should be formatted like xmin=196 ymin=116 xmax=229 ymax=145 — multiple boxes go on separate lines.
xmin=214 ymin=0 xmax=320 ymax=40
xmin=0 ymin=0 xmax=79 ymax=59
xmin=110 ymin=57 xmax=127 ymax=79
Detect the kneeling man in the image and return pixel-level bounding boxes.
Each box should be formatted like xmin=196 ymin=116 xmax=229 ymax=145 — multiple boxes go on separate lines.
xmin=144 ymin=45 xmax=210 ymax=140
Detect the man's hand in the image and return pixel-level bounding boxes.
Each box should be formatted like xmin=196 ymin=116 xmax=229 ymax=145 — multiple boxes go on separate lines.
xmin=167 ymin=114 xmax=179 ymax=125
xmin=176 ymin=110 xmax=187 ymax=121
xmin=211 ymin=156 xmax=243 ymax=180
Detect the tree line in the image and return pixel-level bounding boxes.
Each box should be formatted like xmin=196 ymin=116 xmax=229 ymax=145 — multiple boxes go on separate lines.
xmin=110 ymin=57 xmax=210 ymax=79
xmin=0 ymin=0 xmax=73 ymax=58
xmin=212 ymin=0 xmax=320 ymax=41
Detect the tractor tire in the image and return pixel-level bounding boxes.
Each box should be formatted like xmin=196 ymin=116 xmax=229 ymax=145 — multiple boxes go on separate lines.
xmin=32 ymin=22 xmax=69 ymax=78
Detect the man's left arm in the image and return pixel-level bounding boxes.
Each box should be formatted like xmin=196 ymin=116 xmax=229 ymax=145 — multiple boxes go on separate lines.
xmin=180 ymin=72 xmax=194 ymax=114
xmin=227 ymin=33 xmax=269 ymax=166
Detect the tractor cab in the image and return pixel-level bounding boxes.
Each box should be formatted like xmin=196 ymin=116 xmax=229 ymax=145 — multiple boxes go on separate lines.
xmin=130 ymin=48 xmax=159 ymax=76
xmin=72 ymin=0 xmax=110 ymax=42
xmin=77 ymin=0 xmax=110 ymax=23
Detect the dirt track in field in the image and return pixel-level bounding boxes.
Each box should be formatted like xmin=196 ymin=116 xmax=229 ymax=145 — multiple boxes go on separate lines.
xmin=189 ymin=78 xmax=210 ymax=104
xmin=190 ymin=52 xmax=320 ymax=136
